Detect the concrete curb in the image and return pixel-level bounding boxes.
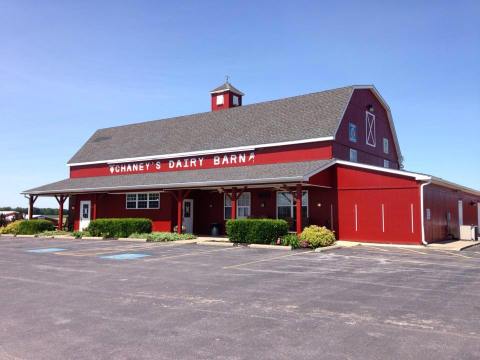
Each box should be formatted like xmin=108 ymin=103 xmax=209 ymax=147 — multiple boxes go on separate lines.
xmin=80 ymin=236 xmax=104 ymax=240
xmin=15 ymin=235 xmax=36 ymax=238
xmin=314 ymin=244 xmax=342 ymax=252
xmin=197 ymin=241 xmax=235 ymax=247
xmin=0 ymin=234 xmax=16 ymax=237
xmin=247 ymin=243 xmax=291 ymax=250
xmin=458 ymin=242 xmax=480 ymax=251
xmin=52 ymin=235 xmax=76 ymax=240
xmin=117 ymin=237 xmax=147 ymax=242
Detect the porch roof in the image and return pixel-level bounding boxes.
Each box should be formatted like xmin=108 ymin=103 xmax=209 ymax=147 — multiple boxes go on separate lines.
xmin=23 ymin=159 xmax=334 ymax=195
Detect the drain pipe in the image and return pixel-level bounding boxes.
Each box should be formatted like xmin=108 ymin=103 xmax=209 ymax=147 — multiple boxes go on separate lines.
xmin=420 ymin=179 xmax=432 ymax=246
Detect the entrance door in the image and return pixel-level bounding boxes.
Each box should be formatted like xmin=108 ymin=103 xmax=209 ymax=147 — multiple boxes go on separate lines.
xmin=79 ymin=200 xmax=91 ymax=230
xmin=183 ymin=199 xmax=194 ymax=234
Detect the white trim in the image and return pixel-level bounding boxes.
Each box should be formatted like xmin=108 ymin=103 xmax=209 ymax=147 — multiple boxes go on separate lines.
xmin=125 ymin=192 xmax=160 ymax=210
xmin=420 ymin=180 xmax=431 ymax=245
xmin=330 ymin=204 xmax=334 ymax=231
xmin=365 ymin=111 xmax=376 ymax=147
xmin=333 ymin=160 xmax=431 ymax=181
xmin=430 ymin=177 xmax=480 ymax=197
xmin=410 ymin=203 xmax=414 ymax=233
xmin=67 ymin=137 xmax=335 ymax=167
xmin=381 ymin=204 xmax=385 ymax=233
xmin=354 ymin=204 xmax=358 ymax=231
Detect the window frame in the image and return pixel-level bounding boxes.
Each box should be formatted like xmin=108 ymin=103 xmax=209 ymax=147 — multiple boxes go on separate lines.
xmin=275 ymin=191 xmax=309 ymax=220
xmin=216 ymin=94 xmax=224 ymax=106
xmin=383 ymin=138 xmax=389 ymax=154
xmin=365 ymin=111 xmax=376 ymax=147
xmin=232 ymin=95 xmax=239 ymax=106
xmin=224 ymin=192 xmax=251 ymax=220
xmin=125 ymin=192 xmax=160 ymax=210
xmin=349 ymin=148 xmax=358 ymax=162
xmin=348 ymin=122 xmax=357 ymax=143
xmin=383 ymin=159 xmax=390 ymax=168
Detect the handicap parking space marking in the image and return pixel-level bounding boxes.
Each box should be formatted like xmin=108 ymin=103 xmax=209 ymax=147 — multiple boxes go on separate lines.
xmin=27 ymin=248 xmax=67 ymax=253
xmin=100 ymin=253 xmax=151 ymax=260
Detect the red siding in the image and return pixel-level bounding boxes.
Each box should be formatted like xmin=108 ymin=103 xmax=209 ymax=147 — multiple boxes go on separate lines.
xmin=211 ymin=91 xmax=242 ymax=111
xmin=70 ymin=142 xmax=333 ymax=178
xmin=423 ymin=184 xmax=480 ymax=243
xmin=336 ymin=165 xmax=422 ymax=244
xmin=334 ymin=89 xmax=400 ymax=168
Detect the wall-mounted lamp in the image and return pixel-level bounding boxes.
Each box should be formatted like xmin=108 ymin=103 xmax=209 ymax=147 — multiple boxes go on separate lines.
xmin=260 ymin=202 xmax=266 ymax=208
xmin=470 ymin=201 xmax=477 ymax=207
xmin=209 ymin=203 xmax=213 ymax=208
xmin=317 ymin=203 xmax=322 ymax=207
xmin=366 ymin=104 xmax=374 ymax=112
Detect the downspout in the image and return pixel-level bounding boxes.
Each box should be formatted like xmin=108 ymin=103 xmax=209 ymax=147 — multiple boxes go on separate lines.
xmin=420 ymin=179 xmax=432 ymax=246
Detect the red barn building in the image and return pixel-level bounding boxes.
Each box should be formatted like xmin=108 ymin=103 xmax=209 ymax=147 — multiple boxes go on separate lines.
xmin=23 ymin=83 xmax=480 ymax=244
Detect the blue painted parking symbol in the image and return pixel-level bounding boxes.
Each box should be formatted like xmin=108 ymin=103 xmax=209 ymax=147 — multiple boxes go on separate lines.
xmin=100 ymin=253 xmax=150 ymax=260
xmin=27 ymin=248 xmax=66 ymax=253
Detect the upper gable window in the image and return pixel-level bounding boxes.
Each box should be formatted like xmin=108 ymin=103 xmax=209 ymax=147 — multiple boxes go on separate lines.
xmin=349 ymin=123 xmax=357 ymax=143
xmin=232 ymin=95 xmax=239 ymax=106
xmin=365 ymin=111 xmax=376 ymax=147
xmin=383 ymin=138 xmax=389 ymax=154
xmin=349 ymin=148 xmax=358 ymax=162
xmin=216 ymin=94 xmax=224 ymax=106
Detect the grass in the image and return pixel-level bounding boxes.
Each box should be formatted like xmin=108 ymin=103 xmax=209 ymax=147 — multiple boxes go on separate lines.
xmin=129 ymin=232 xmax=197 ymax=242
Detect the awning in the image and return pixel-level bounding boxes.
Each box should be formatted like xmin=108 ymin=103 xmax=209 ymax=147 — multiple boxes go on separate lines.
xmin=23 ymin=160 xmax=335 ymax=195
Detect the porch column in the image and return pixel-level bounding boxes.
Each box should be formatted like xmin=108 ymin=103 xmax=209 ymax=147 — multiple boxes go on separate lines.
xmin=296 ymin=184 xmax=303 ymax=235
xmin=55 ymin=195 xmax=67 ymax=230
xmin=177 ymin=191 xmax=184 ymax=234
xmin=231 ymin=187 xmax=237 ymax=220
xmin=28 ymin=195 xmax=38 ymax=220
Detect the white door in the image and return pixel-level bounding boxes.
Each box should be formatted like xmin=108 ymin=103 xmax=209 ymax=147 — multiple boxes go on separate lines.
xmin=183 ymin=199 xmax=194 ymax=234
xmin=79 ymin=200 xmax=91 ymax=230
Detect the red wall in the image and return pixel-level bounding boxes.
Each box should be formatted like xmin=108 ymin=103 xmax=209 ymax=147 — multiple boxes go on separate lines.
xmin=334 ymin=89 xmax=400 ymax=169
xmin=423 ymin=184 xmax=480 ymax=243
xmin=335 ymin=165 xmax=422 ymax=244
xmin=70 ymin=141 xmax=333 ymax=178
xmin=211 ymin=91 xmax=242 ymax=111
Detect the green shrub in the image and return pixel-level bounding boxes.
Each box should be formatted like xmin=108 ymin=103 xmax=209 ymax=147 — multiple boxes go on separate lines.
xmin=14 ymin=220 xmax=56 ymax=235
xmin=299 ymin=225 xmax=335 ymax=248
xmin=37 ymin=230 xmax=71 ymax=237
xmin=0 ymin=220 xmax=24 ymax=234
xmin=281 ymin=233 xmax=300 ymax=249
xmin=87 ymin=218 xmax=152 ymax=238
xmin=136 ymin=232 xmax=197 ymax=242
xmin=226 ymin=219 xmax=289 ymax=244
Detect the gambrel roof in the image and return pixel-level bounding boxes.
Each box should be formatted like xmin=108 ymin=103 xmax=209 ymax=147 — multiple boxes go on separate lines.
xmin=68 ymin=85 xmax=403 ymax=166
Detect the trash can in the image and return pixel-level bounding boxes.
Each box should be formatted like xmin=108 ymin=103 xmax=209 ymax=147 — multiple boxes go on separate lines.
xmin=210 ymin=223 xmax=220 ymax=237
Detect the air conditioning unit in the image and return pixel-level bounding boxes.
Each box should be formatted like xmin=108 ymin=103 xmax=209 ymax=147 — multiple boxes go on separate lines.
xmin=460 ymin=225 xmax=476 ymax=241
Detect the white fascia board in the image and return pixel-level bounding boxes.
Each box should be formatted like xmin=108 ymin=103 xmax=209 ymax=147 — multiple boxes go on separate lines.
xmin=430 ymin=178 xmax=480 ymax=197
xmin=22 ymin=176 xmax=305 ymax=195
xmin=335 ymin=160 xmax=431 ymax=181
xmin=67 ymin=137 xmax=335 ymax=167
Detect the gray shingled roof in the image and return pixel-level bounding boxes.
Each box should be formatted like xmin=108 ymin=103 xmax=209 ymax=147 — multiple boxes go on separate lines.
xmin=210 ymin=81 xmax=245 ymax=95
xmin=24 ymin=160 xmax=333 ymax=195
xmin=68 ymin=86 xmax=354 ymax=165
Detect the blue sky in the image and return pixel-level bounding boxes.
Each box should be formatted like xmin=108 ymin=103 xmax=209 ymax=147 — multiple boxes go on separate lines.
xmin=0 ymin=0 xmax=479 ymax=208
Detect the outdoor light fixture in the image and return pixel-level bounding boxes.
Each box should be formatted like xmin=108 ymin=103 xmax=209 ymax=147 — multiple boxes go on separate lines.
xmin=260 ymin=202 xmax=266 ymax=208
xmin=317 ymin=203 xmax=322 ymax=207
xmin=367 ymin=104 xmax=374 ymax=112
xmin=470 ymin=201 xmax=477 ymax=206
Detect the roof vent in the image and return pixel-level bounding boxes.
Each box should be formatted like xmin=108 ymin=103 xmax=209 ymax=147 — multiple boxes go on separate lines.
xmin=210 ymin=78 xmax=244 ymax=111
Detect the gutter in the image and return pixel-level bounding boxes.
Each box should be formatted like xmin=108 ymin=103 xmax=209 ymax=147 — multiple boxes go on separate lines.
xmin=420 ymin=179 xmax=432 ymax=246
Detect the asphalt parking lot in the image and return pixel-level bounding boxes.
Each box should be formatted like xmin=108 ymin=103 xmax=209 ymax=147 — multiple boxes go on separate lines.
xmin=0 ymin=237 xmax=480 ymax=360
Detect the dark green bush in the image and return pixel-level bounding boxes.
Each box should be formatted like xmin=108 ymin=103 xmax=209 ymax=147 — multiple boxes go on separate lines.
xmin=87 ymin=218 xmax=152 ymax=238
xmin=226 ymin=219 xmax=289 ymax=244
xmin=16 ymin=220 xmax=55 ymax=235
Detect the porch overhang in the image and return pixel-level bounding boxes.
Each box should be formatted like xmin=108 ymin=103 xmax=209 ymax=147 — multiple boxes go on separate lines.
xmin=22 ymin=159 xmax=336 ymax=196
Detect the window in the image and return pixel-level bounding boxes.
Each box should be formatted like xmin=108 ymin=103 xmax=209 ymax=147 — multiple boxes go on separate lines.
xmin=276 ymin=191 xmax=308 ymax=220
xmin=216 ymin=94 xmax=224 ymax=106
xmin=126 ymin=193 xmax=160 ymax=209
xmin=365 ymin=111 xmax=376 ymax=147
xmin=232 ymin=95 xmax=239 ymax=106
xmin=383 ymin=138 xmax=389 ymax=154
xmin=384 ymin=159 xmax=389 ymax=168
xmin=349 ymin=148 xmax=358 ymax=162
xmin=224 ymin=192 xmax=251 ymax=219
xmin=349 ymin=122 xmax=357 ymax=143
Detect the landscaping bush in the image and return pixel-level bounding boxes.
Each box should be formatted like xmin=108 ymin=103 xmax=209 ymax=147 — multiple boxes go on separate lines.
xmin=226 ymin=219 xmax=289 ymax=244
xmin=129 ymin=232 xmax=196 ymax=242
xmin=14 ymin=220 xmax=56 ymax=235
xmin=299 ymin=225 xmax=335 ymax=248
xmin=281 ymin=233 xmax=300 ymax=249
xmin=0 ymin=220 xmax=23 ymax=234
xmin=87 ymin=218 xmax=152 ymax=238
xmin=37 ymin=230 xmax=71 ymax=237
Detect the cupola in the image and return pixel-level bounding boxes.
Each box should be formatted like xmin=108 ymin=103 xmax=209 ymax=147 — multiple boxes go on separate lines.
xmin=210 ymin=79 xmax=244 ymax=111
